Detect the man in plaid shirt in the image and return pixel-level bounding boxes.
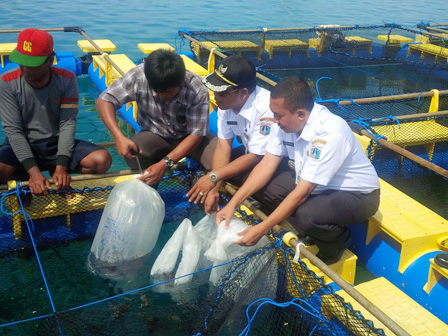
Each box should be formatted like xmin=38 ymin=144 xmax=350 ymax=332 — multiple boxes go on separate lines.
xmin=97 ymin=49 xmax=216 ymax=185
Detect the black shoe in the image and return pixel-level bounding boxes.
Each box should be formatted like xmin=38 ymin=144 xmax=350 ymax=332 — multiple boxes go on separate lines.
xmin=298 ymin=235 xmax=314 ymax=246
xmin=315 ymin=235 xmax=353 ymax=265
xmin=434 ymin=253 xmax=448 ymax=269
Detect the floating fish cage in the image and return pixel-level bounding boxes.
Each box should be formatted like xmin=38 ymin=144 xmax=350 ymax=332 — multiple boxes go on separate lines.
xmin=0 ymin=169 xmax=386 ymax=336
xmin=180 ymin=24 xmax=448 ymax=118
xmin=180 ymin=24 xmax=448 ymax=218
xmin=1 ymin=24 xmax=448 ymax=335
xmin=181 ymin=23 xmax=448 ymax=97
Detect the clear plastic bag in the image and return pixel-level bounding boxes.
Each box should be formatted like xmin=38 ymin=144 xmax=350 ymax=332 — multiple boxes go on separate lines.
xmin=174 ymin=221 xmax=202 ymax=286
xmin=150 ymin=218 xmax=191 ymax=278
xmin=194 ymin=214 xmax=218 ymax=270
xmin=87 ymin=178 xmax=165 ymax=279
xmin=151 ymin=214 xmax=270 ymax=292
xmin=205 ymin=217 xmax=270 ymax=284
xmin=150 ymin=218 xmax=203 ymax=301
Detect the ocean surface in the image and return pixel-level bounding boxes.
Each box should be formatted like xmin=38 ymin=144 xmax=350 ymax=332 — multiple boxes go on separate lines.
xmin=1 ymin=0 xmax=447 ymax=61
xmin=0 ymin=4 xmax=447 ymax=334
xmin=1 ymin=0 xmax=447 ymax=169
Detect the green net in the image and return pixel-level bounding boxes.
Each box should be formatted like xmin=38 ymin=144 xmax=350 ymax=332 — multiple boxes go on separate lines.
xmin=181 ymin=24 xmax=448 ymax=220
xmin=0 ymin=169 xmax=386 ymax=336
xmin=182 ymin=24 xmax=448 ymax=117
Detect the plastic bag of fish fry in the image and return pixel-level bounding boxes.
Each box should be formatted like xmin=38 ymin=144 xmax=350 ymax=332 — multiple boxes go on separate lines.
xmin=149 ymin=214 xmax=217 ymax=300
xmin=205 ymin=216 xmax=270 ymax=284
xmin=150 ymin=218 xmax=202 ymax=289
xmin=87 ymin=178 xmax=165 ymax=279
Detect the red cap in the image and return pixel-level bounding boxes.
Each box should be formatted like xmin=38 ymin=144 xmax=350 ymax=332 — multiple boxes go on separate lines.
xmin=9 ymin=28 xmax=54 ymax=67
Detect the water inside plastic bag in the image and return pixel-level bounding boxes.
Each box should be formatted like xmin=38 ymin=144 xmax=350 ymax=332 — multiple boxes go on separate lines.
xmin=87 ymin=178 xmax=165 ymax=279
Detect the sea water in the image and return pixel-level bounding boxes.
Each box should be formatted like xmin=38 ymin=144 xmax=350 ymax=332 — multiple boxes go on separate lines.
xmin=0 ymin=2 xmax=447 ymax=334
xmin=0 ymin=0 xmax=447 ymax=157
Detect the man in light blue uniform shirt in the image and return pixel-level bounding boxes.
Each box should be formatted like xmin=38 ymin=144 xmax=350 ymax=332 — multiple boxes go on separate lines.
xmin=217 ymin=76 xmax=380 ymax=264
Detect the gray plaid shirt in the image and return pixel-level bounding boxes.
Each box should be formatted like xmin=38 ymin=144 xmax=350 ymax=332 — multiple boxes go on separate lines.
xmin=100 ymin=63 xmax=209 ymax=139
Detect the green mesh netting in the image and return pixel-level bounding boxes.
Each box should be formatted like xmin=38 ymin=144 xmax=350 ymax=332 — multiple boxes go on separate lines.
xmin=182 ymin=24 xmax=448 ymax=117
xmin=181 ymin=25 xmax=448 ymax=220
xmin=0 ymin=169 xmax=385 ymax=336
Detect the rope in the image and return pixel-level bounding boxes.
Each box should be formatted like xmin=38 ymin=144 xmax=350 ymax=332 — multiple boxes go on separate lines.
xmin=239 ymin=297 xmax=334 ymax=336
xmin=0 ymin=187 xmax=65 ymax=335
xmin=203 ymin=245 xmax=274 ymax=330
xmin=223 ymin=183 xmax=409 ymax=336
xmin=351 ymin=118 xmax=388 ymax=144
xmin=314 ymin=76 xmax=333 ymax=102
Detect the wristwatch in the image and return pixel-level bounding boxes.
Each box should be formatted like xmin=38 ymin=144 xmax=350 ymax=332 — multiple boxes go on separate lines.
xmin=209 ymin=171 xmax=218 ymax=183
xmin=164 ymin=156 xmax=175 ymax=168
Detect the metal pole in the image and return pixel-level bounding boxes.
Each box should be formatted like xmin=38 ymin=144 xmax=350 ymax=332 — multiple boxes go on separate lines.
xmin=179 ymin=25 xmax=390 ymax=35
xmin=0 ymin=28 xmax=66 ymax=34
xmin=224 ymin=183 xmax=410 ymax=336
xmin=78 ymin=29 xmax=125 ymax=76
xmin=369 ymin=110 xmax=448 ymax=122
xmin=359 ymin=128 xmax=448 ymax=179
xmin=423 ymin=26 xmax=448 ymax=35
xmin=179 ymin=33 xmax=277 ymax=87
xmin=337 ymin=90 xmax=448 ymax=106
xmin=0 ymin=163 xmax=188 ymax=191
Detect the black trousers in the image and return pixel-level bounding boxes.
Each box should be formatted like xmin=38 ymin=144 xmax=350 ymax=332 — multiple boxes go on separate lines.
xmin=226 ymin=146 xmax=291 ymax=193
xmin=254 ymin=169 xmax=380 ymax=253
xmin=125 ymin=131 xmax=217 ymax=171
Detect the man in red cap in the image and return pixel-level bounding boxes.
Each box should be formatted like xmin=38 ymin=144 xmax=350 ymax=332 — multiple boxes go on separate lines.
xmin=0 ymin=28 xmax=112 ymax=195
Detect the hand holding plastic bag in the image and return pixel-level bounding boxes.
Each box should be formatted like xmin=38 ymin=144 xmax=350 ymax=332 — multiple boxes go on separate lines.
xmin=205 ymin=217 xmax=270 ymax=262
xmin=204 ymin=216 xmax=270 ymax=284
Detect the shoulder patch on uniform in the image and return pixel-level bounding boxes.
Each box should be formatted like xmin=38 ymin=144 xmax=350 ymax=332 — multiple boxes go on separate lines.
xmin=259 ymin=119 xmax=272 ymax=135
xmin=312 ymin=139 xmax=327 ymax=145
xmin=310 ymin=139 xmax=327 ymax=159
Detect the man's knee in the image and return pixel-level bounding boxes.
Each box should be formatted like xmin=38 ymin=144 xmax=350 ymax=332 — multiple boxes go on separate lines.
xmin=0 ymin=163 xmax=18 ymax=183
xmin=198 ymin=134 xmax=218 ymax=170
xmin=293 ymin=205 xmax=317 ymax=234
xmin=79 ymin=149 xmax=112 ymax=174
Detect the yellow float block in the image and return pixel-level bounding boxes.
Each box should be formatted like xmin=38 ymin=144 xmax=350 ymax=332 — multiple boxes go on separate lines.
xmin=407 ymin=43 xmax=448 ymax=63
xmin=179 ymin=54 xmax=208 ymax=77
xmin=345 ymin=36 xmax=373 ymax=54
xmin=309 ymin=36 xmax=372 ymax=56
xmin=137 ymin=43 xmax=175 ymax=54
xmin=367 ymin=179 xmax=448 ymax=273
xmin=308 ymin=38 xmax=323 ymax=56
xmin=264 ymin=39 xmax=310 ymax=59
xmin=377 ymin=34 xmax=413 ymax=44
xmin=372 ymin=119 xmax=448 ymax=161
xmin=77 ymin=39 xmax=117 ymax=53
xmin=334 ymin=277 xmax=448 ymax=336
xmin=137 ymin=43 xmax=207 ymax=77
xmin=423 ymin=258 xmax=448 ymax=294
xmin=192 ymin=40 xmax=263 ymax=62
xmin=300 ymin=245 xmax=357 ymax=285
xmin=0 ymin=42 xmax=16 ymax=68
xmin=8 ymin=175 xmax=135 ymax=239
xmin=92 ymin=53 xmax=136 ymax=86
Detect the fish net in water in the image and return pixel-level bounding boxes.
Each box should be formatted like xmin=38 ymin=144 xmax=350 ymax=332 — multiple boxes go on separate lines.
xmin=366 ymin=135 xmax=448 ymax=220
xmin=0 ymin=169 xmax=385 ymax=335
xmin=182 ymin=24 xmax=448 ymax=121
xmin=183 ymin=25 xmax=448 ymax=222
